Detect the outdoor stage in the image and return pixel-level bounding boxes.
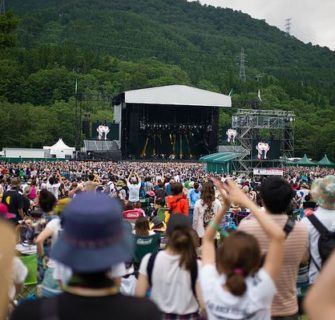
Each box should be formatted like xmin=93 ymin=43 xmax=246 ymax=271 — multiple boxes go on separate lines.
xmin=113 ymin=85 xmax=231 ymax=160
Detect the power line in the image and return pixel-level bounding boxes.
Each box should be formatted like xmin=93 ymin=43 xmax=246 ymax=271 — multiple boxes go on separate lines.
xmin=0 ymin=0 xmax=5 ymax=15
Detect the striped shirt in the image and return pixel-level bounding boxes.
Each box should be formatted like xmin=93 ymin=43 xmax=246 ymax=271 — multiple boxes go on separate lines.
xmin=239 ymin=214 xmax=308 ymax=317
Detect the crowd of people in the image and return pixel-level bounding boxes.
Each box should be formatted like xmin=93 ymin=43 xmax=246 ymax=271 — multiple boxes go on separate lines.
xmin=1 ymin=160 xmax=335 ymax=320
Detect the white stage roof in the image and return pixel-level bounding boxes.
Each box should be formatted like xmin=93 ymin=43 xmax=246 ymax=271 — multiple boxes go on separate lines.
xmin=123 ymin=85 xmax=231 ymax=108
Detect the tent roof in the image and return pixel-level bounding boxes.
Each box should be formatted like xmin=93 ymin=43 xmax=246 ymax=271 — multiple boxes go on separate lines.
xmin=199 ymin=152 xmax=223 ymax=162
xmin=200 ymin=152 xmax=240 ymax=163
xmin=117 ymin=85 xmax=231 ymax=108
xmin=297 ymin=154 xmax=315 ymax=166
xmin=318 ymin=154 xmax=335 ymax=167
xmin=44 ymin=138 xmax=74 ymax=150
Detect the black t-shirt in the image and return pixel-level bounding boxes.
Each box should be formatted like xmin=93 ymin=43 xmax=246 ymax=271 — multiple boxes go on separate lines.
xmin=10 ymin=292 xmax=162 ymax=320
xmin=22 ymin=195 xmax=31 ymax=214
xmin=1 ymin=190 xmax=23 ymax=220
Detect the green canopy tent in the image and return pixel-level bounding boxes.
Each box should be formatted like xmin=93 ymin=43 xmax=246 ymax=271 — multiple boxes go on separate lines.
xmin=200 ymin=152 xmax=240 ymax=173
xmin=282 ymin=155 xmax=296 ymax=166
xmin=318 ymin=154 xmax=335 ymax=168
xmin=296 ymin=154 xmax=316 ymax=167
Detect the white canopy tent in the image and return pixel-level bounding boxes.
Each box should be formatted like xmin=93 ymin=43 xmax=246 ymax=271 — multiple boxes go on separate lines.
xmin=43 ymin=138 xmax=75 ymax=159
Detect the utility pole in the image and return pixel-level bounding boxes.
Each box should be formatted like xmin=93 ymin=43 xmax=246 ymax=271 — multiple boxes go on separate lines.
xmin=239 ymin=47 xmax=246 ymax=82
xmin=0 ymin=0 xmax=5 ymax=14
xmin=285 ymin=18 xmax=292 ymax=36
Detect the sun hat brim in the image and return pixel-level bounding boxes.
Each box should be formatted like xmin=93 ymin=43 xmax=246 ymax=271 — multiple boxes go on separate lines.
xmin=50 ymin=228 xmax=133 ymax=273
xmin=311 ymin=177 xmax=335 ymax=210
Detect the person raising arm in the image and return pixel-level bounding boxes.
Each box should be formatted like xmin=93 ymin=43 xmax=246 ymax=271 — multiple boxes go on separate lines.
xmin=200 ymin=178 xmax=286 ymax=320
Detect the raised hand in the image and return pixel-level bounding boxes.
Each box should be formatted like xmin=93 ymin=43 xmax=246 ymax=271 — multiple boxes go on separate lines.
xmin=221 ymin=179 xmax=251 ymax=208
xmin=211 ymin=177 xmax=230 ymax=208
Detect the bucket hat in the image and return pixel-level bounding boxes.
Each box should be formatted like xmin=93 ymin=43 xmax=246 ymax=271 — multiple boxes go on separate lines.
xmin=51 ymin=192 xmax=133 ymax=273
xmin=311 ymin=175 xmax=335 ymax=210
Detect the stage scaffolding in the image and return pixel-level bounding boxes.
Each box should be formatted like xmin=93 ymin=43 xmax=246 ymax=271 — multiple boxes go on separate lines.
xmin=232 ymin=109 xmax=295 ymax=172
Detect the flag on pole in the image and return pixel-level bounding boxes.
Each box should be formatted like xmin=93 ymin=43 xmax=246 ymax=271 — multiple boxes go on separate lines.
xmin=257 ymin=89 xmax=262 ymax=102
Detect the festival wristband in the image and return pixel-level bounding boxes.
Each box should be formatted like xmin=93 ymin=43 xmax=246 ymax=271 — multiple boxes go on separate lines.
xmin=209 ymin=221 xmax=219 ymax=231
xmin=220 ymin=230 xmax=229 ymax=238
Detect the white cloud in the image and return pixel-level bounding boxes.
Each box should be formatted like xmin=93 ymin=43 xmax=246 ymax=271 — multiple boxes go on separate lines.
xmin=190 ymin=0 xmax=335 ymax=50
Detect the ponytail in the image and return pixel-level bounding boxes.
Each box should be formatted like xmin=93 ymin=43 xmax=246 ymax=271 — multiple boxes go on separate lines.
xmin=217 ymin=231 xmax=261 ymax=297
xmin=168 ymin=229 xmax=196 ymax=271
xmin=225 ymin=270 xmax=247 ymax=296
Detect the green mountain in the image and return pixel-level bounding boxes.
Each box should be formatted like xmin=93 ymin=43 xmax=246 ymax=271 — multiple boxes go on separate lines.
xmin=1 ymin=0 xmax=335 ymax=157
xmin=9 ymin=0 xmax=335 ymax=101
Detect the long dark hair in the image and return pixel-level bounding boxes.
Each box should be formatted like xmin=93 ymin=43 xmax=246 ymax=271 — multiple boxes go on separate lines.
xmin=167 ymin=226 xmax=197 ymax=271
xmin=200 ymin=181 xmax=215 ymax=209
xmin=135 ymin=217 xmax=150 ymax=237
xmin=217 ymin=231 xmax=261 ymax=296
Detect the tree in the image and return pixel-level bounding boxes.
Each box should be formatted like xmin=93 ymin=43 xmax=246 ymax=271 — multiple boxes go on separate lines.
xmin=0 ymin=11 xmax=19 ymax=49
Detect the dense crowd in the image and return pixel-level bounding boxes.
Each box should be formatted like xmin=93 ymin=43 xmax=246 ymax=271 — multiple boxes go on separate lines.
xmin=1 ymin=161 xmax=335 ymax=320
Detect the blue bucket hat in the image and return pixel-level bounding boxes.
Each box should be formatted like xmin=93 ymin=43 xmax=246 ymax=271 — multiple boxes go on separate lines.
xmin=51 ymin=192 xmax=133 ymax=273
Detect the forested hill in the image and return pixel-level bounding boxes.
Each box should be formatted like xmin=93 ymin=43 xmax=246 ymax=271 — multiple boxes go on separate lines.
xmin=8 ymin=0 xmax=335 ymax=103
xmin=1 ymin=0 xmax=335 ymax=157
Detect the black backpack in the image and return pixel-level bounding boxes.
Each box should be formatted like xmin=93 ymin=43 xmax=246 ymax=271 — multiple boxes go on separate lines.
xmin=307 ymin=214 xmax=335 ymax=270
xmin=147 ymin=251 xmax=198 ymax=297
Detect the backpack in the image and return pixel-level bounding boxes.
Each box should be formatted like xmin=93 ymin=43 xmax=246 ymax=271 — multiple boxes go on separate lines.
xmin=203 ymin=203 xmax=214 ymax=229
xmin=307 ymin=214 xmax=335 ymax=270
xmin=147 ymin=251 xmax=198 ymax=297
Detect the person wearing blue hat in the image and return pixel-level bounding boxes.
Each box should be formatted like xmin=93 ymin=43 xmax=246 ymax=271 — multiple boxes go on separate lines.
xmin=11 ymin=192 xmax=161 ymax=320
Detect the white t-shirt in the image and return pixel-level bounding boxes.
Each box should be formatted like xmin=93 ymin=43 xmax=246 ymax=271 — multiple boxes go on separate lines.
xmin=45 ymin=218 xmax=62 ymax=268
xmin=120 ymin=275 xmax=137 ymax=296
xmin=199 ymin=265 xmax=276 ymax=320
xmin=46 ymin=181 xmax=61 ymax=199
xmin=9 ymin=257 xmax=28 ymax=300
xmin=53 ymin=262 xmax=127 ymax=284
xmin=127 ymin=182 xmax=141 ymax=202
xmin=302 ymin=207 xmax=335 ymax=283
xmin=139 ymin=251 xmax=200 ymax=315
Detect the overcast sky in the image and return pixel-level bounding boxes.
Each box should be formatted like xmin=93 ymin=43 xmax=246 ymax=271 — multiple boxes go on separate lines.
xmin=190 ymin=0 xmax=335 ymax=50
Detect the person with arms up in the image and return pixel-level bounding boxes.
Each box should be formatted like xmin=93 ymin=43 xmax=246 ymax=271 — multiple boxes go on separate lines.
xmin=200 ymin=178 xmax=286 ymax=320
xmin=11 ymin=192 xmax=161 ymax=320
xmin=126 ymin=172 xmax=141 ymax=203
xmin=46 ymin=172 xmax=62 ymax=200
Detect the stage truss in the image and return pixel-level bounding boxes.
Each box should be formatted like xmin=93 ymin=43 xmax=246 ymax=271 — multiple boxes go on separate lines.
xmin=232 ymin=109 xmax=295 ymax=172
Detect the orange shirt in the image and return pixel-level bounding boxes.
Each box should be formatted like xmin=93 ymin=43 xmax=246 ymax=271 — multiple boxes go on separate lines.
xmin=166 ymin=194 xmax=189 ymax=216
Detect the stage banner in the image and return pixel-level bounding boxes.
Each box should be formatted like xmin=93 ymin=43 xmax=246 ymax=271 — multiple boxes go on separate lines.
xmin=253 ymin=168 xmax=284 ymax=176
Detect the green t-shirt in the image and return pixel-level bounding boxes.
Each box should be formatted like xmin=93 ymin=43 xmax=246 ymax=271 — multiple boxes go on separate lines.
xmin=133 ymin=233 xmax=161 ymax=267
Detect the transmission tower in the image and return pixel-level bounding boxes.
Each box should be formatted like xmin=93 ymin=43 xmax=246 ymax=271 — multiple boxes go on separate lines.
xmin=239 ymin=47 xmax=246 ymax=82
xmin=0 ymin=0 xmax=5 ymax=14
xmin=285 ymin=18 xmax=292 ymax=35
